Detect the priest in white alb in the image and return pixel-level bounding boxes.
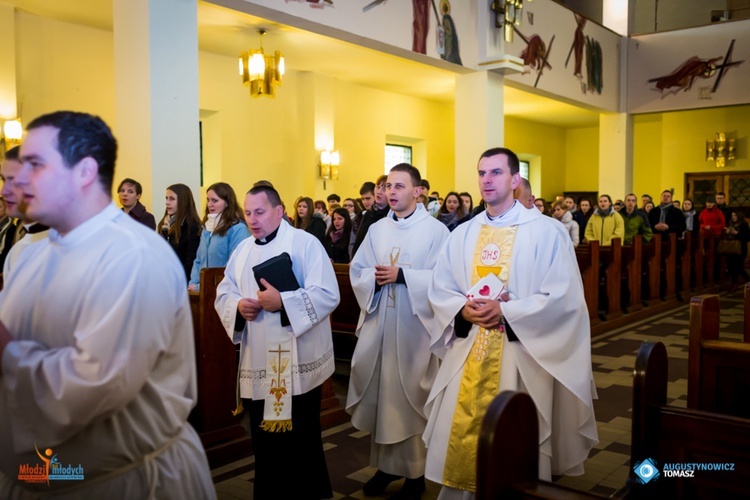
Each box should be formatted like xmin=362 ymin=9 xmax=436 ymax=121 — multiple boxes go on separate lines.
xmin=347 ymin=163 xmax=447 ymax=498
xmin=215 ymin=184 xmax=339 ymax=500
xmin=0 ymin=111 xmax=215 ymax=498
xmin=424 ymin=147 xmax=598 ymax=498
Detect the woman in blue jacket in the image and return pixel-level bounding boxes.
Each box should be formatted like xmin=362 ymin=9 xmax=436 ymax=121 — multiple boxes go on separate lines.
xmin=188 ymin=182 xmax=250 ymax=291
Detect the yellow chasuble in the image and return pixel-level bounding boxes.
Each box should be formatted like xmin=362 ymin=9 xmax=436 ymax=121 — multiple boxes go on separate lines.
xmin=442 ymin=224 xmax=518 ymax=491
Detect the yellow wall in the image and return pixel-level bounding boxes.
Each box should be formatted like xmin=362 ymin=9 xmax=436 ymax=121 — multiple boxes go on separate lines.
xmin=633 ymin=105 xmax=750 ymax=202
xmin=633 ymin=113 xmax=663 ymax=201
xmin=505 ymin=116 xmax=567 ymax=201
xmin=565 ymin=126 xmax=600 ymax=193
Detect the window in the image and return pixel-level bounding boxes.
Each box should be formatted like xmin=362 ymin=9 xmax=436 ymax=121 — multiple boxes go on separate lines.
xmin=385 ymin=144 xmax=412 ymax=173
xmin=519 ymin=160 xmax=529 ymax=180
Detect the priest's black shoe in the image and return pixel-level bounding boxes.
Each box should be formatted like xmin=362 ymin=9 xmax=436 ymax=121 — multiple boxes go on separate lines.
xmin=363 ymin=470 xmax=402 ymax=496
xmin=389 ymin=476 xmax=425 ymax=500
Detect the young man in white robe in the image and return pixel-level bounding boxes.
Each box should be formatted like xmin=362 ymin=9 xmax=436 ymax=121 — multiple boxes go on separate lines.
xmin=424 ymin=147 xmax=598 ymax=498
xmin=0 ymin=111 xmax=215 ymax=498
xmin=347 ymin=164 xmax=447 ymax=498
xmin=215 ymin=185 xmax=339 ymax=499
xmin=0 ymin=145 xmax=50 ymax=278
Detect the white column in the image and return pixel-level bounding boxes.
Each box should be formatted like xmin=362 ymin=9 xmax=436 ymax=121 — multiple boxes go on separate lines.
xmin=598 ymin=112 xmax=633 ymax=197
xmin=113 ymin=0 xmax=200 ymax=213
xmin=454 ymin=71 xmax=504 ymax=195
xmin=0 ymin=4 xmax=18 ymax=120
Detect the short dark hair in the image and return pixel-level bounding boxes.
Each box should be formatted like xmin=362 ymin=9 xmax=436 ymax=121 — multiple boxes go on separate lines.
xmin=326 ymin=193 xmax=340 ymax=203
xmin=26 ymin=111 xmax=117 ymax=192
xmin=376 ymin=175 xmax=387 ymax=186
xmin=479 ymin=147 xmax=520 ymax=175
xmin=253 ymin=180 xmax=274 ymax=188
xmin=717 ymin=191 xmax=726 ymax=197
xmin=117 ymin=178 xmax=143 ymax=195
xmin=661 ymin=189 xmax=672 ymax=196
xmin=248 ymin=184 xmax=282 ymax=207
xmin=4 ymin=145 xmax=20 ymax=161
xmin=599 ymin=194 xmax=612 ymax=203
xmin=360 ymin=181 xmax=375 ymax=196
xmin=389 ymin=163 xmax=421 ymax=187
xmin=420 ymin=179 xmax=430 ymax=190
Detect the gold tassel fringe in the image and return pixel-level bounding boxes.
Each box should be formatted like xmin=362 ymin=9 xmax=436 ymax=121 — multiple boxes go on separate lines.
xmin=260 ymin=419 xmax=293 ymax=433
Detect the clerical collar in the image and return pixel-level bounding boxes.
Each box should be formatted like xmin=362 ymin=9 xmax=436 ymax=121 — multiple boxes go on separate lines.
xmin=255 ymin=225 xmax=280 ymax=245
xmin=392 ymin=208 xmax=416 ymax=221
xmin=486 ymin=201 xmax=516 ymax=221
xmin=25 ymin=222 xmax=50 ymax=234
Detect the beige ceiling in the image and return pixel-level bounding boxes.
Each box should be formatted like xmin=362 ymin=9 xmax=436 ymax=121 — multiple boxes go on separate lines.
xmin=5 ymin=0 xmax=600 ymax=128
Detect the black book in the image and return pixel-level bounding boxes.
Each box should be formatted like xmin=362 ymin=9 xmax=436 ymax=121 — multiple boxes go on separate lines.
xmin=252 ymin=252 xmax=300 ymax=326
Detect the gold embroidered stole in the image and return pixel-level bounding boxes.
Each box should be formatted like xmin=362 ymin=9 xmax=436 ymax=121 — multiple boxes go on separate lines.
xmin=442 ymin=224 xmax=518 ymax=491
xmin=261 ymin=340 xmax=293 ymax=432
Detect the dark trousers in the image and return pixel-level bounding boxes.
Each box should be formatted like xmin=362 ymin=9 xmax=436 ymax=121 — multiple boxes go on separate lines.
xmin=243 ymin=385 xmax=332 ymax=500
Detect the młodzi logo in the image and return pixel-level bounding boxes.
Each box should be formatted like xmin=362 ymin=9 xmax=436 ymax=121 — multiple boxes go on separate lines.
xmin=633 ymin=458 xmax=660 ymax=484
xmin=17 ymin=444 xmax=85 ymax=486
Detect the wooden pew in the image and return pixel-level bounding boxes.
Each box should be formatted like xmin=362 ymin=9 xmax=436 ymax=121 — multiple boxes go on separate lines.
xmin=692 ymin=230 xmax=705 ymax=291
xmin=621 ymin=235 xmax=643 ymax=314
xmin=676 ymin=231 xmax=691 ymax=299
xmin=631 ymin=341 xmax=750 ymax=499
xmin=477 ymin=391 xmax=608 ymax=500
xmin=688 ymin=294 xmax=750 ymax=418
xmin=744 ymin=282 xmax=750 ymax=342
xmin=576 ymin=241 xmax=600 ymax=327
xmin=189 ymin=267 xmax=250 ymax=468
xmin=659 ymin=233 xmax=677 ymax=302
xmin=641 ymin=234 xmax=661 ymax=306
xmin=598 ymin=238 xmax=622 ymax=321
xmin=331 ymin=263 xmax=359 ymax=362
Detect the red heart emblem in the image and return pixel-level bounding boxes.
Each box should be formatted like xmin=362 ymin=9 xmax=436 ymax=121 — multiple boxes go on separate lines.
xmin=479 ymin=285 xmax=490 ymax=296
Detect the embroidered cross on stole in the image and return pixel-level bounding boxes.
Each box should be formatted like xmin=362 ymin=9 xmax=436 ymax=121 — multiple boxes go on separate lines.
xmin=442 ymin=224 xmax=518 ymax=491
xmin=260 ymin=341 xmax=293 ymax=432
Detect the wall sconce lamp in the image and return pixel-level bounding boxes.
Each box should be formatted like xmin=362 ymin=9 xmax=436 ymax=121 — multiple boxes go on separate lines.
xmin=238 ymin=29 xmax=285 ymax=98
xmin=319 ymin=150 xmax=340 ymax=189
xmin=1 ymin=119 xmax=23 ymax=152
xmin=490 ymin=0 xmax=529 ymax=43
xmin=706 ymin=132 xmax=735 ymax=168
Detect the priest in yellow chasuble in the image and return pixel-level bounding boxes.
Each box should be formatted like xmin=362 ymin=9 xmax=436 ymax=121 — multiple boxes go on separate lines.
xmin=424 ymin=148 xmax=598 ymax=498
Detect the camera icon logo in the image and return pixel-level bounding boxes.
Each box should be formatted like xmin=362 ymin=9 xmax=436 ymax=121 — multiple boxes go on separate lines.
xmin=633 ymin=458 xmax=660 ymax=484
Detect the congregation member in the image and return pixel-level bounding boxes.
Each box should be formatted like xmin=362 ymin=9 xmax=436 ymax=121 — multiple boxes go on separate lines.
xmin=0 ymin=146 xmax=49 ymax=277
xmin=551 ymin=200 xmax=580 ymax=247
xmin=352 ymin=175 xmax=388 ymax=256
xmin=578 ymin=197 xmax=594 ymax=235
xmin=293 ymin=196 xmax=326 ymax=246
xmin=0 ymin=111 xmax=214 ymax=498
xmin=643 ymin=200 xmax=654 ymax=213
xmin=564 ymin=196 xmax=585 ymax=240
xmin=215 ymin=184 xmax=339 ymax=500
xmin=682 ymin=199 xmax=700 ymax=237
xmin=324 ymin=207 xmax=352 ymax=264
xmin=724 ymin=211 xmax=750 ymax=290
xmin=585 ymin=194 xmax=624 ymax=245
xmin=648 ymin=190 xmax=686 ymax=236
xmin=348 ymin=164 xmax=446 ymax=499
xmin=158 ymin=183 xmax=202 ymax=282
xmin=424 ymin=147 xmax=597 ymax=497
xmin=360 ymin=181 xmax=376 ymax=211
xmin=0 ymin=197 xmax=15 ymax=270
xmin=437 ymin=191 xmax=468 ymax=232
xmin=715 ymin=191 xmax=731 ymax=224
xmin=459 ymin=192 xmax=473 ymax=215
xmin=513 ymin=177 xmax=534 ymax=209
xmin=421 ymin=180 xmax=440 ymax=216
xmin=698 ymin=195 xmax=725 ymax=238
xmin=641 ymin=194 xmax=652 ymax=210
xmin=534 ymin=197 xmax=549 ymax=215
xmin=326 ymin=193 xmax=341 ymax=212
xmin=188 ymin=182 xmax=250 ymax=291
xmin=314 ymin=199 xmax=332 ymax=231
xmin=117 ymin=177 xmax=156 ymax=229
xmin=619 ymin=193 xmax=653 ymax=244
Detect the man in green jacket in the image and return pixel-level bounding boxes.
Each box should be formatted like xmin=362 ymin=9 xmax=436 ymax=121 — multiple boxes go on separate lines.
xmin=618 ymin=193 xmax=653 ymax=244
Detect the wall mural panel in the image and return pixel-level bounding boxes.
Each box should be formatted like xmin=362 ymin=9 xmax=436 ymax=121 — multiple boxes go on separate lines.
xmin=501 ymin=0 xmax=619 ymax=112
xmin=628 ymin=19 xmax=750 ymax=113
